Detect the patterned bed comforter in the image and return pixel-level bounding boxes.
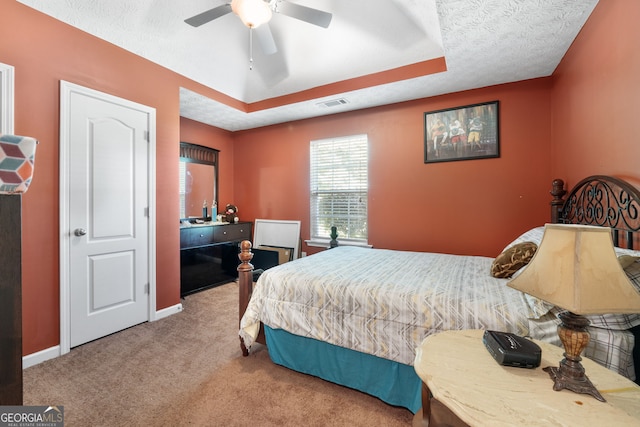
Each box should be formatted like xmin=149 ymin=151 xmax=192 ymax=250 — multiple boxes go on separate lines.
xmin=240 ymin=229 xmax=640 ymax=378
xmin=239 ymin=246 xmax=551 ymax=366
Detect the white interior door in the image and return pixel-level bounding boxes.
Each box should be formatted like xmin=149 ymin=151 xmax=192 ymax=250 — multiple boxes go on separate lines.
xmin=60 ymin=81 xmax=156 ymax=349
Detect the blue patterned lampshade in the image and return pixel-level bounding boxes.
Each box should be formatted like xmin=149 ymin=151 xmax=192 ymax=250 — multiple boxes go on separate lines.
xmin=0 ymin=134 xmax=38 ymax=194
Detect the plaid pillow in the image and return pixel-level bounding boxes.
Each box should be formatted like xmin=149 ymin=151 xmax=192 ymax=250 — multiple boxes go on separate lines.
xmin=587 ymin=257 xmax=640 ymax=330
xmin=622 ymin=257 xmax=640 ymax=291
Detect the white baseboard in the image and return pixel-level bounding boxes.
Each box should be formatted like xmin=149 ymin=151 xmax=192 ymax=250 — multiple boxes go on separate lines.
xmin=23 ymin=345 xmax=60 ymax=369
xmin=23 ymin=303 xmax=183 ymax=368
xmin=154 ymin=302 xmax=183 ymax=321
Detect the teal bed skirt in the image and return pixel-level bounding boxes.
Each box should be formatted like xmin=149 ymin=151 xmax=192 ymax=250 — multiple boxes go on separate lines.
xmin=264 ymin=326 xmax=422 ymax=413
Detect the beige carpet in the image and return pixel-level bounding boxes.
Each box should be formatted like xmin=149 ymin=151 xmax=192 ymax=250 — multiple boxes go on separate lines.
xmin=24 ymin=282 xmax=413 ymax=426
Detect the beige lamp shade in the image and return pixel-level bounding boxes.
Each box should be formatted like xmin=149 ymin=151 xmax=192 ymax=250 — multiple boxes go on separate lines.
xmin=508 ymin=224 xmax=640 ymax=315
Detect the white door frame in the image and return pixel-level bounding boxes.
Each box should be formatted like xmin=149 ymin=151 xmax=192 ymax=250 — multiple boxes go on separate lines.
xmin=59 ymin=80 xmax=157 ymax=355
xmin=0 ymin=62 xmax=15 ymax=135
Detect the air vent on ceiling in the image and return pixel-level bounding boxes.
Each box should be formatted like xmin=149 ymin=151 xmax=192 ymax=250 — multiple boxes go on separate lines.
xmin=317 ymin=98 xmax=349 ymax=108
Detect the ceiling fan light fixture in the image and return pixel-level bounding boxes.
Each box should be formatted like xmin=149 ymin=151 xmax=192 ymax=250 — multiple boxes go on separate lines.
xmin=231 ymin=0 xmax=272 ymax=28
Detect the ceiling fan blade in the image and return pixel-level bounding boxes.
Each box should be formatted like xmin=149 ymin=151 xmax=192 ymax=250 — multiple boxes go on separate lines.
xmin=256 ymin=49 xmax=289 ymax=86
xmin=185 ymin=4 xmax=232 ymax=27
xmin=277 ymin=1 xmax=332 ymax=28
xmin=254 ymin=24 xmax=278 ymax=55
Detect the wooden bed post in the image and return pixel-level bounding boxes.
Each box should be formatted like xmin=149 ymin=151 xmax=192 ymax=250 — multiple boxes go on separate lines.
xmin=550 ymin=178 xmax=566 ymax=224
xmin=238 ymin=240 xmax=254 ymax=356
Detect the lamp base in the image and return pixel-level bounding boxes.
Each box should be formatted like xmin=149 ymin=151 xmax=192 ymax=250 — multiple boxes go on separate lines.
xmin=545 ymin=311 xmax=606 ymax=402
xmin=543 ymin=365 xmax=605 ymax=402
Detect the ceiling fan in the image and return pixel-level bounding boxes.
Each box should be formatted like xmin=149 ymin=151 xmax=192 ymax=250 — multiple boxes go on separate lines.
xmin=185 ymin=0 xmax=332 ymax=61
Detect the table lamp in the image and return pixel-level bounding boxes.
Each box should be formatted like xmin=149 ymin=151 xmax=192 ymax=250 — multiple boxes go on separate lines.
xmin=508 ymin=223 xmax=640 ymax=402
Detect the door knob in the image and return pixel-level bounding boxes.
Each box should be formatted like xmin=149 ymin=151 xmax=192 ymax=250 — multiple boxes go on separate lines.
xmin=74 ymin=228 xmax=87 ymax=236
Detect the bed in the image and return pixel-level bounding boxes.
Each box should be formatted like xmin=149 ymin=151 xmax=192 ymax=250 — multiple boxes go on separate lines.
xmin=238 ymin=175 xmax=640 ymax=413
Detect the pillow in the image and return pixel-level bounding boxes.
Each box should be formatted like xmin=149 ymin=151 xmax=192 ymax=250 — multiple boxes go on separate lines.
xmin=622 ymin=256 xmax=640 ymax=291
xmin=491 ymin=242 xmax=538 ymax=278
xmin=573 ymin=256 xmax=640 ymax=331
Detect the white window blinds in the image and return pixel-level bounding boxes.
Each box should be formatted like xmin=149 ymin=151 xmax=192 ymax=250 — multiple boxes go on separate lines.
xmin=310 ymin=134 xmax=368 ymax=243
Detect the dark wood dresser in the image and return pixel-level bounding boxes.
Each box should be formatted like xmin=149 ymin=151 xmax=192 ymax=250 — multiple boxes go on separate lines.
xmin=0 ymin=195 xmax=23 ymax=405
xmin=180 ymin=222 xmax=252 ymax=296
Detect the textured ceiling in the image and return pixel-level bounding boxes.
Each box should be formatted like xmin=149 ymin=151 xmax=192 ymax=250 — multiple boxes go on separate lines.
xmin=18 ymin=0 xmax=598 ymax=131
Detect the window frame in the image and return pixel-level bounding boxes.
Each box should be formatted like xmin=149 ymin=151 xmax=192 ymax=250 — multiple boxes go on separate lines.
xmin=307 ymin=134 xmax=370 ymax=248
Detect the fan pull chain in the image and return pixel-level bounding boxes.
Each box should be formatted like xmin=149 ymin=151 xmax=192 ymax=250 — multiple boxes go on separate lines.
xmin=249 ymin=27 xmax=254 ymax=70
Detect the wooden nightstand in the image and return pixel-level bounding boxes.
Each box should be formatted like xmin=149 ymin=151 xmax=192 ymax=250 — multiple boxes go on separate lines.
xmin=413 ymin=330 xmax=640 ymax=426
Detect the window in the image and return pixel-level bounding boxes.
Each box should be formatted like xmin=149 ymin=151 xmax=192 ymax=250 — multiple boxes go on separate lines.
xmin=310 ymin=134 xmax=368 ymax=245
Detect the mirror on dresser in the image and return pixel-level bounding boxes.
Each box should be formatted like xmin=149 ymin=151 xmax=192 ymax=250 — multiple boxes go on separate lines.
xmin=179 ymin=142 xmax=219 ymax=221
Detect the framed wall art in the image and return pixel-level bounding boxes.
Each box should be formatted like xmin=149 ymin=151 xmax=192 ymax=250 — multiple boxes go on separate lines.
xmin=424 ymin=100 xmax=499 ymax=164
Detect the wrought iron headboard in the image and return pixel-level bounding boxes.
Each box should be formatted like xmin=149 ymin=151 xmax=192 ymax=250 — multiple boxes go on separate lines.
xmin=551 ymin=175 xmax=640 ymax=250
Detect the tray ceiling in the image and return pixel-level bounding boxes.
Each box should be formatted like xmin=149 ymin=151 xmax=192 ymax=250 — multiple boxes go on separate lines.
xmin=18 ymin=0 xmax=598 ymax=131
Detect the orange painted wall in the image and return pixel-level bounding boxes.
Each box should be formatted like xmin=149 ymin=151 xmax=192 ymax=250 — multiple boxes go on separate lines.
xmin=0 ymin=1 xmax=232 ymax=356
xmin=232 ymin=79 xmax=554 ymax=257
xmin=551 ymin=0 xmax=640 ymax=187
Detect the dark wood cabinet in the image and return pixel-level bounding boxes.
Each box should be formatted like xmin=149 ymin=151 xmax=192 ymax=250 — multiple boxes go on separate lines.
xmin=180 ymin=222 xmax=252 ymax=296
xmin=0 ymin=195 xmax=23 ymax=405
